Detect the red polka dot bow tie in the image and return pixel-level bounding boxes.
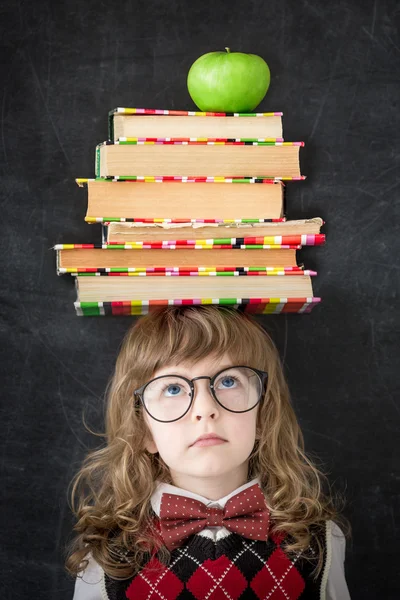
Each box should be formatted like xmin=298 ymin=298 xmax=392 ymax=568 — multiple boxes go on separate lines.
xmin=159 ymin=483 xmax=270 ymax=551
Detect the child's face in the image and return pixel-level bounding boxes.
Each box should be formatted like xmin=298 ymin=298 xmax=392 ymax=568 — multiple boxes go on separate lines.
xmin=143 ymin=352 xmax=259 ymax=492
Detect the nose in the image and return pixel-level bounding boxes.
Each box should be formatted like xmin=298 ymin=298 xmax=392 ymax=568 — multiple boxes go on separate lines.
xmin=191 ymin=377 xmax=220 ymax=421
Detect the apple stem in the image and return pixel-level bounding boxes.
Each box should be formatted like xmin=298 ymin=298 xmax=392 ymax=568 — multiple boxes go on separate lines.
xmin=225 ymin=47 xmax=231 ymax=53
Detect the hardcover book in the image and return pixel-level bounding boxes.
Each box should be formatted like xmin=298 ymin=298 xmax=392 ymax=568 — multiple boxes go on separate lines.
xmin=102 ymin=218 xmax=324 ymax=244
xmin=74 ymin=297 xmax=321 ymax=317
xmin=78 ymin=178 xmax=288 ymax=223
xmin=73 ymin=272 xmax=320 ymax=316
xmin=54 ymin=244 xmax=301 ymax=275
xmin=96 ymin=233 xmax=324 ymax=249
xmin=95 ymin=140 xmax=304 ymax=179
xmin=108 ymin=108 xmax=284 ymax=142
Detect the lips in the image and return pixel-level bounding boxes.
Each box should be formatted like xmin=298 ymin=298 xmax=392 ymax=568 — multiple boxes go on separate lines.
xmin=191 ymin=433 xmax=226 ymax=447
xmin=192 ymin=438 xmax=226 ymax=447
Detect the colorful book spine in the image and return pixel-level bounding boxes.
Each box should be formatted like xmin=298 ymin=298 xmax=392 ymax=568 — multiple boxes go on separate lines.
xmin=72 ymin=269 xmax=315 ymax=277
xmin=97 ymin=235 xmax=325 ymax=248
xmin=60 ymin=266 xmax=306 ymax=275
xmin=74 ymin=297 xmax=321 ymax=317
xmin=106 ymin=139 xmax=304 ymax=146
xmin=54 ymin=243 xmax=302 ymax=251
xmin=92 ymin=218 xmax=286 ymax=224
xmin=110 ymin=108 xmax=284 ymax=116
xmin=76 ymin=177 xmax=289 ymax=185
xmin=119 ymin=137 xmax=285 ymax=143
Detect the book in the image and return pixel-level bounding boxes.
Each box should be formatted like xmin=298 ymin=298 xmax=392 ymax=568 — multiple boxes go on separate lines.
xmin=54 ymin=245 xmax=301 ymax=275
xmin=99 ymin=232 xmax=324 ymax=248
xmin=74 ymin=296 xmax=321 ymax=317
xmin=75 ymin=271 xmax=316 ymax=301
xmin=70 ymin=267 xmax=310 ymax=275
xmin=73 ymin=272 xmax=320 ymax=316
xmin=95 ymin=140 xmax=304 ymax=179
xmin=108 ymin=108 xmax=284 ymax=142
xmin=79 ymin=178 xmax=287 ymax=223
xmin=102 ymin=218 xmax=324 ymax=244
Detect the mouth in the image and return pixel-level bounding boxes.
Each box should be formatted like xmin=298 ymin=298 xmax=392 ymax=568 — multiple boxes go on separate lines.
xmin=191 ymin=437 xmax=227 ymax=448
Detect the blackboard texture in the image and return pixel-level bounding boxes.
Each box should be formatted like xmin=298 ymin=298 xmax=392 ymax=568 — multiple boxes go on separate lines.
xmin=1 ymin=0 xmax=399 ymax=598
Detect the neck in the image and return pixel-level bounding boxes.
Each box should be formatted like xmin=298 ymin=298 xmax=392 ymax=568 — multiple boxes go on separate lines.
xmin=168 ymin=464 xmax=249 ymax=500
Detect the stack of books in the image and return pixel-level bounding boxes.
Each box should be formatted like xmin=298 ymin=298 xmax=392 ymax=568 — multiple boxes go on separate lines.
xmin=54 ymin=108 xmax=325 ymax=316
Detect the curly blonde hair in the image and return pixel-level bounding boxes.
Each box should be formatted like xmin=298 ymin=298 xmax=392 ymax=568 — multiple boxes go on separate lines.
xmin=65 ymin=306 xmax=350 ymax=582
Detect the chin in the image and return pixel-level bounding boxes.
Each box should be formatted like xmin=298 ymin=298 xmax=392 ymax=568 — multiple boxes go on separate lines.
xmin=190 ymin=458 xmax=237 ymax=477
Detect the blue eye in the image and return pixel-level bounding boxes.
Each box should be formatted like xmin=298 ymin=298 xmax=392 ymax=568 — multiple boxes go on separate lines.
xmin=219 ymin=376 xmax=238 ymax=389
xmin=165 ymin=384 xmax=183 ymax=396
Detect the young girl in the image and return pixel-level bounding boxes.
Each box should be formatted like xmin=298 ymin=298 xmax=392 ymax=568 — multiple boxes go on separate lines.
xmin=66 ymin=305 xmax=351 ymax=600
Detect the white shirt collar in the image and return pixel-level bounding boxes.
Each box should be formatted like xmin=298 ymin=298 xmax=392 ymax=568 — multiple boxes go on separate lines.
xmin=151 ymin=476 xmax=261 ymax=516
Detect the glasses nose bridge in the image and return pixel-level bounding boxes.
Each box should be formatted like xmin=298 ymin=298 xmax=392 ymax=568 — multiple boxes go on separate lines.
xmin=189 ymin=375 xmax=214 ymax=398
xmin=191 ymin=375 xmax=212 ymax=384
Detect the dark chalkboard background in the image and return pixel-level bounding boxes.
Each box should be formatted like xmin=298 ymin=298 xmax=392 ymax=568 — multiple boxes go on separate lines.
xmin=1 ymin=0 xmax=399 ymax=598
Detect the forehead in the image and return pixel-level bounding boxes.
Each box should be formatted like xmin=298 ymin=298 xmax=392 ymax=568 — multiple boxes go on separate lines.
xmin=151 ymin=352 xmax=235 ymax=379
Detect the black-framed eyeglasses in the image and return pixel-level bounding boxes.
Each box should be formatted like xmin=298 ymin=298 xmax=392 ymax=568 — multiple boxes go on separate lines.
xmin=134 ymin=365 xmax=268 ymax=423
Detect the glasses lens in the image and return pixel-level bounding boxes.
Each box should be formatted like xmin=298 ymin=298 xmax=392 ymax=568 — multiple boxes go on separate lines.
xmin=213 ymin=367 xmax=262 ymax=412
xmin=143 ymin=376 xmax=192 ymax=421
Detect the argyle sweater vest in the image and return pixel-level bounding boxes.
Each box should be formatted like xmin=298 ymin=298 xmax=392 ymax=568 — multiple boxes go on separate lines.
xmin=102 ymin=519 xmax=328 ymax=600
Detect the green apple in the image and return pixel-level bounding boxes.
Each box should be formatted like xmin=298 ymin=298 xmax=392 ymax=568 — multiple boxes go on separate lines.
xmin=187 ymin=48 xmax=270 ymax=113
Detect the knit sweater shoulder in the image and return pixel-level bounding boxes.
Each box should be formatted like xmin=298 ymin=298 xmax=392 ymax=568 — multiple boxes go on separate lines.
xmin=72 ymin=520 xmax=350 ymax=600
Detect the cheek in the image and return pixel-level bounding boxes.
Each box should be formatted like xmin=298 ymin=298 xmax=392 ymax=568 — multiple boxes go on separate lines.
xmin=227 ymin=412 xmax=257 ymax=442
xmin=148 ymin=421 xmax=184 ymax=453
